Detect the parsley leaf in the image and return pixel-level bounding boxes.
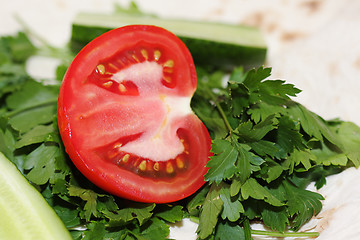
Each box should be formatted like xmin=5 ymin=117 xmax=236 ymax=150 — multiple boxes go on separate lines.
xmin=23 ymin=143 xmax=59 ymax=185
xmin=197 ymin=183 xmax=224 ymax=239
xmin=261 ymin=205 xmax=289 ymax=232
xmin=205 ymin=139 xmax=239 ymax=184
xmin=15 ymin=124 xmax=55 ymax=148
xmin=5 ymin=80 xmax=58 ymax=133
xmin=286 ymin=101 xmax=340 ymax=146
xmin=215 ymin=221 xmax=245 ymax=240
xmin=155 ymin=205 xmax=184 ymax=223
xmin=333 ymin=121 xmax=360 ymax=167
xmin=68 ymin=185 xmax=102 ymax=221
xmin=192 ymin=65 xmax=358 ymax=238
xmin=241 ymin=178 xmax=284 ymax=207
xmin=283 ymin=180 xmax=324 ymax=231
xmin=104 ymin=203 xmax=155 ymax=226
xmin=219 ymin=185 xmax=244 ymax=222
xmin=137 ymin=217 xmax=170 ymax=240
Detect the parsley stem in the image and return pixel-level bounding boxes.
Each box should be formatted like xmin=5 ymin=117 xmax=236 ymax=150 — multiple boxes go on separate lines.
xmin=251 ymin=229 xmax=320 ymax=238
xmin=67 ymin=224 xmax=88 ymax=231
xmin=205 ymin=87 xmax=233 ymax=133
xmin=14 ymin=14 xmax=73 ymax=63
xmin=189 ymin=216 xmax=319 ymax=239
xmin=14 ymin=14 xmax=56 ymax=50
xmin=243 ymin=219 xmax=252 ymax=240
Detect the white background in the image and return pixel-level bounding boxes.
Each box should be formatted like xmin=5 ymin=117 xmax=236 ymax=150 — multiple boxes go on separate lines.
xmin=1 ymin=0 xmax=360 ymax=239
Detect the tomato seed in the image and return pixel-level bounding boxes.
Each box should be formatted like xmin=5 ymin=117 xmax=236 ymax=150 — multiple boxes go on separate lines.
xmin=163 ymin=76 xmax=172 ymax=83
xmin=166 ymin=162 xmax=174 ymax=174
xmin=138 ymin=160 xmax=147 ymax=171
xmin=154 ymin=50 xmax=161 ymax=61
xmin=176 ymin=157 xmax=184 ymax=169
xmin=96 ymin=64 xmax=105 ymax=74
xmin=118 ymin=83 xmax=127 ymax=92
xmin=141 ymin=49 xmax=148 ymax=60
xmin=122 ymin=154 xmax=130 ymax=163
xmin=163 ymin=59 xmax=174 ymax=68
xmin=102 ymin=81 xmax=113 ymax=88
xmin=153 ymin=162 xmax=160 ymax=171
xmin=132 ymin=54 xmax=140 ymax=63
xmin=113 ymin=143 xmax=123 ymax=148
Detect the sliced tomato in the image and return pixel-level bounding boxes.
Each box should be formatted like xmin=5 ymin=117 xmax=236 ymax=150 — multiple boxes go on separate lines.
xmin=57 ymin=25 xmax=211 ymax=203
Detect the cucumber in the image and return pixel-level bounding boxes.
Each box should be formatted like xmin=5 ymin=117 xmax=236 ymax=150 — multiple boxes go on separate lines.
xmin=71 ymin=12 xmax=267 ymax=71
xmin=0 ymin=152 xmax=72 ymax=240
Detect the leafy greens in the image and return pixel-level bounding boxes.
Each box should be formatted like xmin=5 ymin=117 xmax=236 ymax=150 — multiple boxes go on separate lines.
xmin=1 ymin=14 xmax=360 ymax=240
xmin=190 ymin=66 xmax=360 ymax=238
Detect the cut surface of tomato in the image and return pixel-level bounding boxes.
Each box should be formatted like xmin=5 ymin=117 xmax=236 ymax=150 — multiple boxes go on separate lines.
xmin=57 ymin=25 xmax=212 ymax=203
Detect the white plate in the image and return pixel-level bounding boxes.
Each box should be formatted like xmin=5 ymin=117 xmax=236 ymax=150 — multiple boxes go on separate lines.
xmin=2 ymin=0 xmax=360 ymax=239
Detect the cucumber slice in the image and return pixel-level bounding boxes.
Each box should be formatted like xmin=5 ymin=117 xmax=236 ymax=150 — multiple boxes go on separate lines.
xmin=0 ymin=152 xmax=72 ymax=240
xmin=71 ymin=12 xmax=267 ymax=70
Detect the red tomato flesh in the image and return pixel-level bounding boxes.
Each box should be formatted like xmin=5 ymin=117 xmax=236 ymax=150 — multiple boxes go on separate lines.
xmin=57 ymin=25 xmax=211 ymax=203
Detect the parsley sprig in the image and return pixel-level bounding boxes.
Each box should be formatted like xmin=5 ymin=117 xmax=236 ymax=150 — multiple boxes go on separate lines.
xmin=190 ymin=66 xmax=360 ymax=239
xmin=1 ymin=30 xmax=360 ymax=240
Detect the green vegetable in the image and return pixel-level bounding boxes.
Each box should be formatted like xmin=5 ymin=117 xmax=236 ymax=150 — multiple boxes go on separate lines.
xmin=1 ymin=6 xmax=360 ymax=239
xmin=189 ymin=66 xmax=360 ymax=238
xmin=70 ymin=11 xmax=266 ymax=71
xmin=0 ymin=152 xmax=72 ymax=240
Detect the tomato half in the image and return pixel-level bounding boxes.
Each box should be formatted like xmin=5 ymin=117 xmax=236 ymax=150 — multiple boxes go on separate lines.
xmin=57 ymin=25 xmax=212 ymax=203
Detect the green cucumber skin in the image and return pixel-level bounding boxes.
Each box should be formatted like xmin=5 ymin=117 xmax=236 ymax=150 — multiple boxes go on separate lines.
xmin=71 ymin=24 xmax=266 ymax=71
xmin=180 ymin=36 xmax=267 ymax=71
xmin=0 ymin=152 xmax=72 ymax=240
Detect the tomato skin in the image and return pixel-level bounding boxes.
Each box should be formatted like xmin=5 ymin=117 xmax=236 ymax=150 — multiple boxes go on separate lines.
xmin=57 ymin=25 xmax=211 ymax=203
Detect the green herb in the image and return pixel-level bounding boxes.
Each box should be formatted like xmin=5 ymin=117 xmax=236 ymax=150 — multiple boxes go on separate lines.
xmin=190 ymin=66 xmax=360 ymax=239
xmin=1 ymin=11 xmax=360 ymax=240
